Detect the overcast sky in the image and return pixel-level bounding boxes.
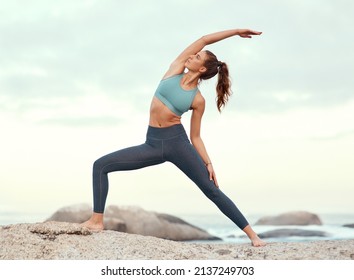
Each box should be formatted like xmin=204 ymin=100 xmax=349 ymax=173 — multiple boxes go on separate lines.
xmin=1 ymin=0 xmax=353 ymax=222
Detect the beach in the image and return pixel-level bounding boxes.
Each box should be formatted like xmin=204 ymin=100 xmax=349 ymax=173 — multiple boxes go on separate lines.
xmin=1 ymin=221 xmax=353 ymax=260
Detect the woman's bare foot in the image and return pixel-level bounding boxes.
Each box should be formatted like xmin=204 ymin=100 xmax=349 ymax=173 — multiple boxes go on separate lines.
xmin=243 ymin=225 xmax=266 ymax=247
xmin=250 ymin=235 xmax=266 ymax=247
xmin=80 ymin=213 xmax=104 ymax=231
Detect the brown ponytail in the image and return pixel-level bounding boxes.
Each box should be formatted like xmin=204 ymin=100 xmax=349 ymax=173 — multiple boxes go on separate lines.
xmin=200 ymin=50 xmax=232 ymax=112
xmin=216 ymin=62 xmax=231 ymax=112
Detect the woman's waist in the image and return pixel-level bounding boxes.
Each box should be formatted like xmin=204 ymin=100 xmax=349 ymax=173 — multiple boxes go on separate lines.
xmin=149 ymin=116 xmax=181 ymax=128
xmin=146 ymin=123 xmax=186 ymax=140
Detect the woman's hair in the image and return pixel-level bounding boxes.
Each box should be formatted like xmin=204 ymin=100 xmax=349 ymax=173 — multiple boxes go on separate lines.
xmin=200 ymin=50 xmax=232 ymax=112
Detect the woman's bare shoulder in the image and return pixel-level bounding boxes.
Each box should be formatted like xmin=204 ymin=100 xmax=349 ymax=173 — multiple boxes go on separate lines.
xmin=191 ymin=91 xmax=205 ymax=111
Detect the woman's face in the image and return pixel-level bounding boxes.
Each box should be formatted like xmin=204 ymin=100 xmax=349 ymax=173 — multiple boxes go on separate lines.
xmin=185 ymin=51 xmax=208 ymax=73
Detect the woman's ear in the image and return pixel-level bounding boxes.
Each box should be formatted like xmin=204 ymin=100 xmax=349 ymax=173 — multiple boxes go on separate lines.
xmin=199 ymin=66 xmax=207 ymax=73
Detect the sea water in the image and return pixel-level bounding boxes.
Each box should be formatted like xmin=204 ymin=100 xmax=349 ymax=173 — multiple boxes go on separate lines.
xmin=179 ymin=213 xmax=354 ymax=243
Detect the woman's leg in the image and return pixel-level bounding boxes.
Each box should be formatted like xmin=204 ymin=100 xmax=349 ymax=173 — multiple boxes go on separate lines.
xmin=82 ymin=140 xmax=165 ymax=230
xmin=165 ymin=135 xmax=265 ymax=246
xmin=92 ymin=143 xmax=164 ymax=213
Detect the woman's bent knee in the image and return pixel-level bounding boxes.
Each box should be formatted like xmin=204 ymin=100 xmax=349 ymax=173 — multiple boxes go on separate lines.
xmin=93 ymin=157 xmax=106 ymax=173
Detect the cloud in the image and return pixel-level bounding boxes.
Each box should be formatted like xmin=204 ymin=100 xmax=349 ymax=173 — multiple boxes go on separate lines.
xmin=38 ymin=116 xmax=123 ymax=127
xmin=1 ymin=0 xmax=353 ymax=119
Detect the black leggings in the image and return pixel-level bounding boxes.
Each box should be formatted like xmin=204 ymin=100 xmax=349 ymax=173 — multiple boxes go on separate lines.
xmin=92 ymin=124 xmax=249 ymax=230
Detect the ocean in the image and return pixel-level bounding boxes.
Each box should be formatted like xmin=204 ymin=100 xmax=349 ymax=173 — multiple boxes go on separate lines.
xmin=1 ymin=211 xmax=353 ymax=243
xmin=179 ymin=213 xmax=354 ymax=243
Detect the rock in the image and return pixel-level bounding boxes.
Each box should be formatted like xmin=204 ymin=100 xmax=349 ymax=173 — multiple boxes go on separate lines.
xmin=104 ymin=205 xmax=220 ymax=241
xmin=1 ymin=222 xmax=354 ymax=260
xmin=46 ymin=203 xmax=92 ymax=223
xmin=255 ymin=211 xmax=322 ymax=226
xmin=343 ymin=224 xmax=354 ymax=228
xmin=258 ymin=228 xmax=328 ymax=239
xmin=46 ymin=204 xmax=220 ymax=241
xmin=215 ymin=249 xmax=232 ymax=255
xmin=103 ymin=217 xmax=127 ymax=231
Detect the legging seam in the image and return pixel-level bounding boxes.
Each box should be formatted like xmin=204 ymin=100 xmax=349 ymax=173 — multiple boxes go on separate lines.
xmin=162 ymin=140 xmax=165 ymax=161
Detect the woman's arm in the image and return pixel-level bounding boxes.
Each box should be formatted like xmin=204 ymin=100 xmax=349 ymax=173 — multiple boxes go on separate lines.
xmin=190 ymin=93 xmax=219 ymax=187
xmin=164 ymin=29 xmax=262 ymax=78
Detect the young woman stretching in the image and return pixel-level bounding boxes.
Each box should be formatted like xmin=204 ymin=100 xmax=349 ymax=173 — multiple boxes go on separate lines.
xmin=82 ymin=28 xmax=266 ymax=247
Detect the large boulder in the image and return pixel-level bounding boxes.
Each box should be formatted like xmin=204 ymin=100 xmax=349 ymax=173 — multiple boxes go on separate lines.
xmin=46 ymin=204 xmax=220 ymax=241
xmin=46 ymin=203 xmax=92 ymax=223
xmin=255 ymin=211 xmax=322 ymax=226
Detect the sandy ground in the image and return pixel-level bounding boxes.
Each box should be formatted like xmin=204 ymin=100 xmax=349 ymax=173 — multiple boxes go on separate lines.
xmin=1 ymin=222 xmax=353 ymax=260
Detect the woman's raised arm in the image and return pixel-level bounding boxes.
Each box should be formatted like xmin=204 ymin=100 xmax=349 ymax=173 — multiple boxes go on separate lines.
xmin=164 ymin=29 xmax=262 ymax=77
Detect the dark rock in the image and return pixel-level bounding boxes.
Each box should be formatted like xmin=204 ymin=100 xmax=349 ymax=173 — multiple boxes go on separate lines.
xmin=343 ymin=224 xmax=354 ymax=228
xmin=258 ymin=228 xmax=328 ymax=238
xmin=156 ymin=213 xmax=219 ymax=240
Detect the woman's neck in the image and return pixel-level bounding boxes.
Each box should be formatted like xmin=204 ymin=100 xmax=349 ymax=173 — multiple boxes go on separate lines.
xmin=181 ymin=71 xmax=200 ymax=88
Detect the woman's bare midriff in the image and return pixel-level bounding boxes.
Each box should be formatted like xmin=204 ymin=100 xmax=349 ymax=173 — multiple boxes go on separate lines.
xmin=149 ymin=96 xmax=182 ymax=127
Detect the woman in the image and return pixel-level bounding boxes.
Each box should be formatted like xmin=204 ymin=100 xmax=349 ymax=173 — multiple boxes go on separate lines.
xmin=82 ymin=28 xmax=266 ymax=247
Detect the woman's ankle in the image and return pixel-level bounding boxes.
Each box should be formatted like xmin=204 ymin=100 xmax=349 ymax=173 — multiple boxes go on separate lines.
xmin=90 ymin=212 xmax=104 ymax=223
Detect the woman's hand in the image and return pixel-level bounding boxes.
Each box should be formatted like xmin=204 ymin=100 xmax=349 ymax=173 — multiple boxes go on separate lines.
xmin=206 ymin=163 xmax=219 ymax=188
xmin=237 ymin=29 xmax=262 ymax=38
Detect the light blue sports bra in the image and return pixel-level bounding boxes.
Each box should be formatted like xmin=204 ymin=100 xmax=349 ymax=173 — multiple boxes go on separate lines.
xmin=154 ymin=74 xmax=198 ymax=116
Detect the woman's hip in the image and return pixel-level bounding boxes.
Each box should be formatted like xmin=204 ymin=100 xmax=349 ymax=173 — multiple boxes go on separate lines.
xmin=146 ymin=124 xmax=187 ymax=140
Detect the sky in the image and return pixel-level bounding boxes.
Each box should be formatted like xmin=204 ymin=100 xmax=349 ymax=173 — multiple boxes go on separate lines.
xmin=1 ymin=0 xmax=354 ymax=223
